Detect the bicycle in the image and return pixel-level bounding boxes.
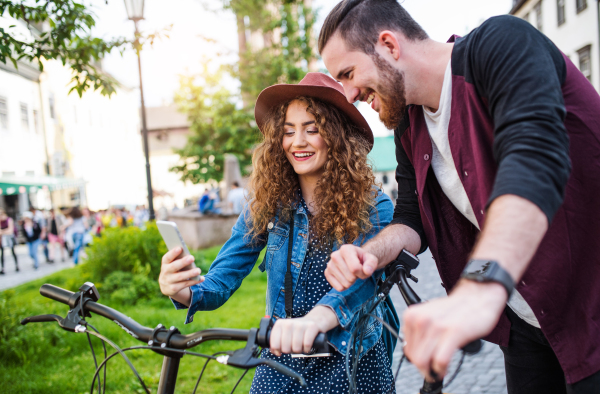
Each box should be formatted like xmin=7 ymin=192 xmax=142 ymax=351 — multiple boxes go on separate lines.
xmin=21 ymin=282 xmax=330 ymax=394
xmin=346 ymin=250 xmax=483 ymax=394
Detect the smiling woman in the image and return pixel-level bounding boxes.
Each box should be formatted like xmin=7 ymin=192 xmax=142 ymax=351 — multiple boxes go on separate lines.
xmin=158 ymin=72 xmax=398 ymax=394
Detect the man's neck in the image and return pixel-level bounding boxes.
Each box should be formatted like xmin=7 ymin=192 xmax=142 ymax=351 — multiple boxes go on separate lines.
xmin=406 ymin=40 xmax=454 ymax=112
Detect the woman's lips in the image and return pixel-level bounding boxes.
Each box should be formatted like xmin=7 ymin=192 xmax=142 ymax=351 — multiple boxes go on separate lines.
xmin=292 ymin=152 xmax=315 ymax=161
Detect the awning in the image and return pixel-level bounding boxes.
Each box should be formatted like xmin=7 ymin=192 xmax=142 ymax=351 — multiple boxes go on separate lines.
xmin=0 ymin=175 xmax=86 ymax=196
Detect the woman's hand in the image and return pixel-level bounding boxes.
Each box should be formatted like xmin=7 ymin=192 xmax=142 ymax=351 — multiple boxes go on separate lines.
xmin=158 ymin=247 xmax=204 ymax=306
xmin=269 ymin=306 xmax=339 ymax=356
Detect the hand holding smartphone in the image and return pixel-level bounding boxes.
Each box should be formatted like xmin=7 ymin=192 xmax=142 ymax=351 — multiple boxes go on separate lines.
xmin=156 ymin=221 xmax=201 ymax=282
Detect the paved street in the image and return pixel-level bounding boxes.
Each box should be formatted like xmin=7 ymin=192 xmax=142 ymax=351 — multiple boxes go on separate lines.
xmin=390 ymin=250 xmax=508 ymax=394
xmin=0 ymin=243 xmax=75 ymax=291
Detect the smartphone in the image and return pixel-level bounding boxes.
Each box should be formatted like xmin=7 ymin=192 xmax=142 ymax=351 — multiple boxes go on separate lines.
xmin=156 ymin=220 xmax=201 ymax=282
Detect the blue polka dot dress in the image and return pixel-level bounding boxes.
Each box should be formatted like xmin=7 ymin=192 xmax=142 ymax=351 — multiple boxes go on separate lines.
xmin=250 ymin=195 xmax=396 ymax=394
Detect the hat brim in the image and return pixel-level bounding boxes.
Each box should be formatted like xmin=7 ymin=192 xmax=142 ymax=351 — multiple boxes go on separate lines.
xmin=254 ymin=84 xmax=374 ymax=149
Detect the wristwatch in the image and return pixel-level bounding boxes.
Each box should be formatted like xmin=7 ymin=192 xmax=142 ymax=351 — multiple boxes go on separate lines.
xmin=460 ymin=259 xmax=514 ymax=298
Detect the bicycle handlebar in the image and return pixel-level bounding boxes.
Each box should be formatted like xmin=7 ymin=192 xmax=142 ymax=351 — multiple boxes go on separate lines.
xmin=35 ymin=284 xmax=329 ymax=352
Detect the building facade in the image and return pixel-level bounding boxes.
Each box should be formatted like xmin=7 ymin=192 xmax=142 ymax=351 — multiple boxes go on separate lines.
xmin=510 ymin=0 xmax=600 ymax=92
xmin=0 ymin=17 xmax=148 ymax=216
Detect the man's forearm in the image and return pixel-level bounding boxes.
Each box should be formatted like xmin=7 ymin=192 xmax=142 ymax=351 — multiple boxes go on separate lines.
xmin=363 ymin=223 xmax=421 ymax=270
xmin=469 ymin=194 xmax=548 ymax=283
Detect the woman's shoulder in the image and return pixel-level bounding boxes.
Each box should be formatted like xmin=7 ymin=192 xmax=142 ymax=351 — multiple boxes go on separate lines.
xmin=371 ymin=187 xmax=393 ymax=205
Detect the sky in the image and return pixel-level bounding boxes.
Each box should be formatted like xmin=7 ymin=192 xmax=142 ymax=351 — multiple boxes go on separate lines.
xmin=92 ymin=0 xmax=513 ymax=134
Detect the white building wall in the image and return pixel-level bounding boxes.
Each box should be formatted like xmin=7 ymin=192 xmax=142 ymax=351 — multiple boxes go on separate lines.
xmin=514 ymin=0 xmax=600 ymax=91
xmin=0 ymin=67 xmax=47 ymax=178
xmin=39 ymin=61 xmax=148 ymax=210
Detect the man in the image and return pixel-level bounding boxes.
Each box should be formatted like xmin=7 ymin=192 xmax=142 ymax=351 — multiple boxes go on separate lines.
xmin=226 ymin=181 xmax=246 ymax=215
xmin=318 ymin=0 xmax=600 ymax=392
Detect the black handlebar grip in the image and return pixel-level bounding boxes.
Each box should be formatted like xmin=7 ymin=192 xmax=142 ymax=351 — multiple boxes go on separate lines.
xmin=462 ymin=339 xmax=483 ymax=355
xmin=40 ymin=284 xmax=74 ymax=305
xmin=312 ymin=333 xmax=330 ymax=353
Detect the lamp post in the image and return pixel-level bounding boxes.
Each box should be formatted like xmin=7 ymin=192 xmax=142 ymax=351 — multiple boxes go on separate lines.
xmin=125 ymin=0 xmax=155 ymax=220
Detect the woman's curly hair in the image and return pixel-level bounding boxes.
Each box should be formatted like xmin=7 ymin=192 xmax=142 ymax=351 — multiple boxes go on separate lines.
xmin=247 ymin=96 xmax=380 ymax=246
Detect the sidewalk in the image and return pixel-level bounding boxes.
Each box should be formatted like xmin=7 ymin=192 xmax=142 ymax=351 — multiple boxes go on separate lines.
xmin=0 ymin=243 xmax=75 ymax=292
xmin=390 ymin=250 xmax=507 ymax=394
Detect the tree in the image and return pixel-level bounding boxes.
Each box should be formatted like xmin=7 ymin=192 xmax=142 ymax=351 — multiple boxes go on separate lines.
xmin=0 ymin=0 xmax=160 ymax=96
xmin=170 ymin=64 xmax=259 ymax=184
xmin=171 ymin=0 xmax=317 ymax=183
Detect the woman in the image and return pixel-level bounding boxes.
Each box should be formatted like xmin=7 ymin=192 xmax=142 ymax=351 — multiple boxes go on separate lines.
xmin=22 ymin=211 xmax=42 ymax=270
xmin=159 ymin=73 xmax=397 ymax=393
xmin=48 ymin=209 xmax=66 ymax=262
xmin=62 ymin=207 xmax=88 ymax=265
xmin=0 ymin=209 xmax=19 ymax=274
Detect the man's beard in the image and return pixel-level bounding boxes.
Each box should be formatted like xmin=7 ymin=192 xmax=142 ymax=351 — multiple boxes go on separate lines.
xmin=371 ymin=52 xmax=407 ymax=130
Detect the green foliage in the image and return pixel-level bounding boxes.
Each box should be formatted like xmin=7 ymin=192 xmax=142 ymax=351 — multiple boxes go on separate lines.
xmin=0 ymin=0 xmax=169 ymax=97
xmin=171 ymin=0 xmax=317 ymax=184
xmin=82 ymin=223 xmax=167 ymax=285
xmin=0 ymin=247 xmax=267 ymax=393
xmin=231 ymin=0 xmax=317 ymax=100
xmin=102 ymin=271 xmax=161 ymax=305
xmin=171 ymin=65 xmax=260 ymax=183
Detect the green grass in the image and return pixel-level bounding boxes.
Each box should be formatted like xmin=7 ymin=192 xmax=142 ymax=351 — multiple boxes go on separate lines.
xmin=0 ymin=245 xmax=267 ymax=394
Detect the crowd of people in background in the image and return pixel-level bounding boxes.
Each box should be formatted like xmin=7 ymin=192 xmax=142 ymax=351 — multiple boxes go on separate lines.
xmin=0 ymin=205 xmax=151 ymax=274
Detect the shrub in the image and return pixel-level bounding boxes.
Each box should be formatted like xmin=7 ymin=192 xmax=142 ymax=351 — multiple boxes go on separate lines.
xmin=83 ymin=223 xmax=167 ymax=284
xmin=102 ymin=271 xmax=161 ymax=305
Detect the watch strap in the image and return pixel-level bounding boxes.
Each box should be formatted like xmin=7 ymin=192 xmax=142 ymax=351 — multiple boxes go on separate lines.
xmin=461 ymin=259 xmax=514 ymax=298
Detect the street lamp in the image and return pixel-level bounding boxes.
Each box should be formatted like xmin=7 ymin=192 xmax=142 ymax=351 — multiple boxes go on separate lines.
xmin=125 ymin=0 xmax=155 ymax=220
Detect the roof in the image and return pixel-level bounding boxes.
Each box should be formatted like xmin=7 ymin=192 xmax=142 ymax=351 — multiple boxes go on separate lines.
xmin=510 ymin=0 xmax=528 ymax=14
xmin=0 ymin=175 xmax=86 ymax=196
xmin=369 ymin=136 xmax=397 ymax=172
xmin=146 ymin=105 xmax=190 ymax=131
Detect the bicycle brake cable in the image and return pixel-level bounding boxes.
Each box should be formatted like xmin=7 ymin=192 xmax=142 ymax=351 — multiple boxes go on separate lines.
xmin=193 ymin=351 xmax=230 ymax=394
xmin=84 ymin=329 xmax=151 ymax=394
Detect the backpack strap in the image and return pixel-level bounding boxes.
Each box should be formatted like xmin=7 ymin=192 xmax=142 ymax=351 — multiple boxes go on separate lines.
xmin=285 ymin=213 xmax=295 ymax=318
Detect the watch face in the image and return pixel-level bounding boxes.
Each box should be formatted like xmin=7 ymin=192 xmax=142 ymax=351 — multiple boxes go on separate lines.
xmin=468 ymin=260 xmax=492 ymax=275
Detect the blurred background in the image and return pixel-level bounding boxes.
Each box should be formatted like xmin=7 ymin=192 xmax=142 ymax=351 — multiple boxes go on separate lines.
xmin=4 ymin=0 xmax=595 ymax=222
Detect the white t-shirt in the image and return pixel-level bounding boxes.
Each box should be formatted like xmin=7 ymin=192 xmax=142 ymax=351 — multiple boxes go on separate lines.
xmin=422 ymin=60 xmax=541 ymax=328
xmin=227 ymin=187 xmax=247 ymax=215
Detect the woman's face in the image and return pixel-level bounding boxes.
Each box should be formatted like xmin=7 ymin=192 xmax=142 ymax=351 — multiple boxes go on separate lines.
xmin=281 ymin=100 xmax=328 ymax=179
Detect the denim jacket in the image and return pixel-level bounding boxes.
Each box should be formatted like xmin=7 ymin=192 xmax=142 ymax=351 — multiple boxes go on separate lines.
xmin=173 ymin=190 xmax=396 ymax=358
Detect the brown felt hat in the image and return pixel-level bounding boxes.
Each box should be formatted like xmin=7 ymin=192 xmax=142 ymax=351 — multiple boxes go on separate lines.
xmin=254 ymin=72 xmax=374 ymax=150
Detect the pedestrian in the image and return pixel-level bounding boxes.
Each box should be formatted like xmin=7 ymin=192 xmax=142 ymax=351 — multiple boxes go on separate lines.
xmin=226 ymin=181 xmax=247 ymax=215
xmin=0 ymin=209 xmax=19 ymax=274
xmin=319 ymin=1 xmax=600 ymax=391
xmin=47 ymin=209 xmax=66 ymax=262
xmin=62 ymin=207 xmax=88 ymax=265
xmin=30 ymin=207 xmax=50 ymax=263
xmin=22 ymin=211 xmax=42 ymax=270
xmin=159 ymin=73 xmax=399 ymax=394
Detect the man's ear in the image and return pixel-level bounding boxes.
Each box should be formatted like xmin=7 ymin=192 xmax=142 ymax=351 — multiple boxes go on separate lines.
xmin=377 ymin=30 xmax=401 ymax=61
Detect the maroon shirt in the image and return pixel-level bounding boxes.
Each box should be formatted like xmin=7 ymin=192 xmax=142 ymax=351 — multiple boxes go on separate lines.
xmin=393 ymin=16 xmax=600 ymax=383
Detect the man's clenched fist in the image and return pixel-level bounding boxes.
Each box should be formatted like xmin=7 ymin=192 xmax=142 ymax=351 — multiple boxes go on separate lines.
xmin=324 ymin=244 xmax=379 ymax=291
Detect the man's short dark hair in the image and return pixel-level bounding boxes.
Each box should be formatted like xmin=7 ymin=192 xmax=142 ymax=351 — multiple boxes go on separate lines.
xmin=232 ymin=181 xmax=240 ymax=188
xmin=318 ymin=0 xmax=428 ymax=55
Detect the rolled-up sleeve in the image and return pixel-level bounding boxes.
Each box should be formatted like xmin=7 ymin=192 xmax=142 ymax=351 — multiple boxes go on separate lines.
xmin=470 ymin=16 xmax=570 ymax=222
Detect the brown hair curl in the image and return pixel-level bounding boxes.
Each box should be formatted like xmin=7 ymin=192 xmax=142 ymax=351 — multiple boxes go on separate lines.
xmin=248 ymin=96 xmax=379 ymax=246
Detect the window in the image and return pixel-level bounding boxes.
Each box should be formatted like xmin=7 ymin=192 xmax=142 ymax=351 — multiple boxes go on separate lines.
xmin=0 ymin=97 xmax=7 ymax=130
xmin=576 ymin=0 xmax=587 ymax=13
xmin=534 ymin=1 xmax=543 ymax=31
xmin=33 ymin=110 xmax=40 ymax=134
xmin=578 ymin=45 xmax=592 ymax=83
xmin=20 ymin=104 xmax=29 ymax=131
xmin=557 ymin=0 xmax=566 ymax=26
xmin=382 ymin=174 xmax=389 ymax=185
